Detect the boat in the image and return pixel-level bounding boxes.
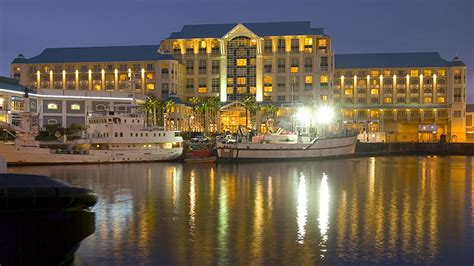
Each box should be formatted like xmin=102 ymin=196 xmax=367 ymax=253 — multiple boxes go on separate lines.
xmin=0 ymin=108 xmax=184 ymax=165
xmin=216 ymin=130 xmax=357 ymax=162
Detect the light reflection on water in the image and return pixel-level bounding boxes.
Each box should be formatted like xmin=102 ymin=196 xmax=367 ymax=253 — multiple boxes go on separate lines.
xmin=8 ymin=156 xmax=473 ymax=265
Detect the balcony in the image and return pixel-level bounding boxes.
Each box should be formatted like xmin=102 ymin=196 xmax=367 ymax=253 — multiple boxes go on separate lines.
xmin=384 ymin=89 xmax=393 ymax=94
xmin=410 ymin=89 xmax=419 ymax=94
xmin=396 ymin=89 xmax=406 ymax=94
xmin=423 ymin=89 xmax=433 ymax=94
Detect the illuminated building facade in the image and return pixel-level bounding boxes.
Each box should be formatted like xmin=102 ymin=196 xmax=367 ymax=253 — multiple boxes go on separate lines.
xmin=8 ymin=21 xmax=467 ymax=141
xmin=335 ymin=53 xmax=467 ymax=142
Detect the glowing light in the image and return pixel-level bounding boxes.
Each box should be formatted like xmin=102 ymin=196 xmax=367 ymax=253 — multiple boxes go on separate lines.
xmin=189 ymin=170 xmax=196 ymax=234
xmin=296 ymin=107 xmax=310 ymax=126
xmin=315 ymin=105 xmax=335 ymax=124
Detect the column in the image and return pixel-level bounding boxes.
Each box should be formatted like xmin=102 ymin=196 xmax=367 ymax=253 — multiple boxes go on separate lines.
xmin=219 ymin=39 xmax=227 ymax=102
xmin=75 ymin=70 xmax=79 ymax=90
xmin=101 ymin=69 xmax=105 ymax=91
xmin=256 ymin=38 xmax=263 ymax=102
xmin=114 ymin=69 xmax=118 ymax=92
xmin=62 ymin=70 xmax=66 ymax=90
xmin=88 ymin=69 xmax=92 ymax=90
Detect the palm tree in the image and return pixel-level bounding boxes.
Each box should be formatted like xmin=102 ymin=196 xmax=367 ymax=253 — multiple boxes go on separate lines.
xmin=188 ymin=97 xmax=202 ymax=132
xmin=163 ymin=99 xmax=175 ymax=129
xmin=141 ymin=96 xmax=154 ymax=127
xmin=242 ymin=95 xmax=259 ymax=129
xmin=144 ymin=94 xmax=161 ymax=126
xmin=263 ymin=103 xmax=278 ymax=132
xmin=206 ymin=97 xmax=221 ymax=133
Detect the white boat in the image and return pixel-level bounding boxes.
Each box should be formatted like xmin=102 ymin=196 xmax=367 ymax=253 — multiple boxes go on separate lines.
xmin=216 ymin=132 xmax=357 ymax=162
xmin=0 ymin=111 xmax=183 ymax=165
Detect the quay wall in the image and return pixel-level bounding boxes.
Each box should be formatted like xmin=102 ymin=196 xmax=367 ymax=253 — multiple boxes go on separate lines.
xmin=355 ymin=142 xmax=474 ymax=156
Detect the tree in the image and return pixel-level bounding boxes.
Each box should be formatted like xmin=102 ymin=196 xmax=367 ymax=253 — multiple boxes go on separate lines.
xmin=242 ymin=95 xmax=259 ymax=129
xmin=163 ymin=99 xmax=175 ymax=129
xmin=262 ymin=104 xmax=278 ymax=132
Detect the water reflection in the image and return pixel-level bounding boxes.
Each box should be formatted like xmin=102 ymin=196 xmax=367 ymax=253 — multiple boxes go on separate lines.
xmin=7 ymin=156 xmax=473 ymax=265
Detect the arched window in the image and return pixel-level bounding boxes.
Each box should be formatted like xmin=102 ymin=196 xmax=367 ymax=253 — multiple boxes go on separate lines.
xmin=47 ymin=103 xmax=58 ymax=110
xmin=71 ymin=104 xmax=81 ymax=110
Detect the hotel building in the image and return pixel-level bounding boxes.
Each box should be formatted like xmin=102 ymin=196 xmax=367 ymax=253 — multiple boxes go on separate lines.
xmin=7 ymin=21 xmax=467 ymax=141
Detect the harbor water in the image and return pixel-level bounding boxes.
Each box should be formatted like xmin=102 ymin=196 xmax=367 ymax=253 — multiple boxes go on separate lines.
xmin=9 ymin=156 xmax=473 ymax=264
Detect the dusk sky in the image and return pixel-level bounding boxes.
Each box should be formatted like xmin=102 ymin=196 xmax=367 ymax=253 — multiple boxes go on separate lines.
xmin=1 ymin=0 xmax=472 ymax=101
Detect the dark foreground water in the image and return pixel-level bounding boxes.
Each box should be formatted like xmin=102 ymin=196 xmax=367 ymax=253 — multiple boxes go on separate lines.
xmin=9 ymin=156 xmax=473 ymax=265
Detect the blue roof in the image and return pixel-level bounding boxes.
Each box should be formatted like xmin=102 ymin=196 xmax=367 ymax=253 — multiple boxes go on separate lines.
xmin=163 ymin=95 xmax=184 ymax=104
xmin=335 ymin=52 xmax=451 ymax=69
xmin=168 ymin=21 xmax=324 ymax=39
xmin=0 ymin=76 xmax=29 ymax=93
xmin=13 ymin=45 xmax=175 ymax=64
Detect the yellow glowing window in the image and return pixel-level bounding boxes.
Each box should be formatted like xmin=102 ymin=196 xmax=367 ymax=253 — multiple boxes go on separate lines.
xmin=119 ymin=74 xmax=128 ymax=81
xmin=227 ymin=78 xmax=233 ymax=84
xmin=237 ymin=87 xmax=246 ymax=94
xmin=318 ymin=39 xmax=327 ymax=47
xmin=304 ymin=38 xmax=313 ymax=46
xmin=250 ymin=87 xmax=256 ymax=94
xmin=47 ymin=103 xmax=58 ymax=110
xmin=264 ymin=86 xmax=272 ymax=93
xmin=320 ymin=75 xmax=329 ymax=83
xmin=437 ymin=97 xmax=445 ymax=103
xmin=198 ymin=87 xmax=207 ymax=93
xmin=437 ymin=69 xmax=445 ymax=76
xmin=383 ymin=97 xmax=392 ymax=103
xmin=200 ymin=41 xmax=207 ymax=48
xmin=423 ymin=97 xmax=432 ymax=103
xmin=146 ymin=83 xmax=155 ymax=90
xmin=321 ymin=95 xmax=328 ymax=101
xmin=70 ymin=104 xmax=81 ymax=111
xmin=237 ymin=77 xmax=246 ymax=85
xmin=146 ymin=73 xmax=154 ymax=80
xmin=226 ymin=87 xmax=233 ymax=94
xmin=410 ymin=70 xmax=419 ymax=77
xmin=423 ymin=69 xmax=432 ymax=76
xmin=305 ymin=76 xmax=313 ymax=84
xmin=250 ymin=59 xmax=256 ymax=65
xmin=186 ymin=41 xmax=194 ymax=48
xmin=94 ymin=84 xmax=102 ymax=91
xmin=237 ymin=59 xmax=247 ymax=66
xmin=344 ymin=89 xmax=353 ymax=95
xmin=290 ymin=67 xmax=298 ymax=73
xmin=370 ymin=70 xmax=379 ymax=77
xmin=383 ymin=70 xmax=391 ymax=76
xmin=264 ymin=76 xmax=272 ymax=84
xmin=370 ymin=89 xmax=379 ymax=95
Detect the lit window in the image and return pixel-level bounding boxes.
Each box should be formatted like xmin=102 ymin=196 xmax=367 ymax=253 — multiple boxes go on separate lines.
xmin=146 ymin=83 xmax=155 ymax=90
xmin=321 ymin=95 xmax=328 ymax=101
xmin=227 ymin=78 xmax=233 ymax=84
xmin=119 ymin=74 xmax=128 ymax=81
xmin=198 ymin=87 xmax=207 ymax=93
xmin=94 ymin=84 xmax=101 ymax=91
xmin=370 ymin=89 xmax=379 ymax=95
xmin=318 ymin=39 xmax=327 ymax=48
xmin=146 ymin=73 xmax=154 ymax=80
xmin=237 ymin=59 xmax=247 ymax=66
xmin=344 ymin=89 xmax=353 ymax=95
xmin=410 ymin=69 xmax=419 ymax=77
xmin=305 ymin=76 xmax=313 ymax=84
xmin=200 ymin=41 xmax=206 ymax=48
xmin=264 ymin=86 xmax=272 ymax=93
xmin=226 ymin=87 xmax=233 ymax=94
xmin=383 ymin=97 xmax=392 ymax=103
xmin=70 ymin=104 xmax=81 ymax=110
xmin=437 ymin=97 xmax=445 ymax=103
xmin=370 ymin=70 xmax=379 ymax=77
xmin=423 ymin=69 xmax=432 ymax=76
xmin=250 ymin=87 xmax=256 ymax=94
xmin=304 ymin=38 xmax=313 ymax=46
xmin=264 ymin=76 xmax=272 ymax=84
xmin=237 ymin=77 xmax=246 ymax=85
xmin=320 ymin=75 xmax=329 ymax=84
xmin=437 ymin=69 xmax=446 ymax=76
xmin=47 ymin=103 xmax=58 ymax=110
xmin=237 ymin=87 xmax=246 ymax=94
xmin=383 ymin=70 xmax=392 ymax=76
xmin=290 ymin=67 xmax=298 ymax=73
xmin=423 ymin=97 xmax=432 ymax=103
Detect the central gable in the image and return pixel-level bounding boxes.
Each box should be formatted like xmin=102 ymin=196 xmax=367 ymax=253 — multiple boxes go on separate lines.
xmin=222 ymin=23 xmax=260 ymax=40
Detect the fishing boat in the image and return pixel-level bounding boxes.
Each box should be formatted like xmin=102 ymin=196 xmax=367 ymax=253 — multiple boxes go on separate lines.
xmin=216 ymin=130 xmax=357 ymax=162
xmin=0 ymin=108 xmax=183 ymax=165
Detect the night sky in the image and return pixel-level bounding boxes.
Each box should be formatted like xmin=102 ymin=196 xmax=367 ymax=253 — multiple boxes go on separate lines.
xmin=1 ymin=0 xmax=472 ymax=102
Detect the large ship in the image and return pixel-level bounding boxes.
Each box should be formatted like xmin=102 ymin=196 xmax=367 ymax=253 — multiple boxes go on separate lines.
xmin=0 ymin=108 xmax=183 ymax=165
xmin=216 ymin=131 xmax=357 ymax=162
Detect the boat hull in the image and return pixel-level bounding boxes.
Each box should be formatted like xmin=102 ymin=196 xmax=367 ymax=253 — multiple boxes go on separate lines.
xmin=216 ymin=135 xmax=357 ymax=162
xmin=0 ymin=143 xmax=183 ymax=165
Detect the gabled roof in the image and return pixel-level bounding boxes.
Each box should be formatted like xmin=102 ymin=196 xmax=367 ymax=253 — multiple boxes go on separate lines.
xmin=168 ymin=21 xmax=324 ymax=39
xmin=335 ymin=52 xmax=451 ymax=69
xmin=12 ymin=45 xmax=175 ymax=64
